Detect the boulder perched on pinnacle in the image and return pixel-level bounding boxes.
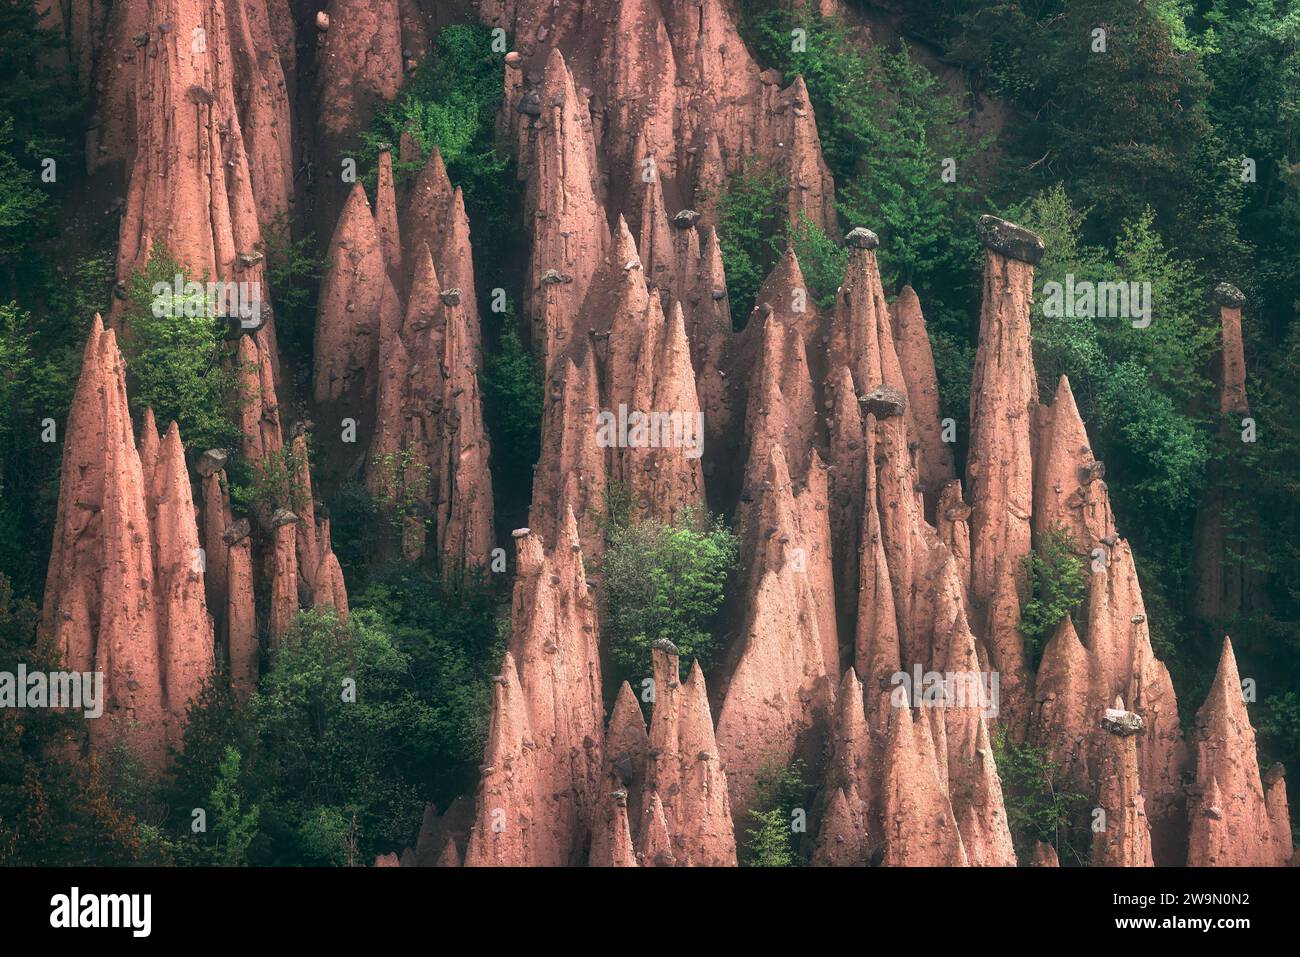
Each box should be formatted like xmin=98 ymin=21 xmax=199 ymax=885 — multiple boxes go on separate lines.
xmin=1102 ymin=705 xmax=1145 ymax=737
xmin=976 ymin=215 xmax=1045 ymax=264
xmin=1213 ymin=282 xmax=1246 ymax=308
xmin=845 ymin=226 xmax=879 ymax=250
xmin=860 ymin=385 xmax=906 ymax=419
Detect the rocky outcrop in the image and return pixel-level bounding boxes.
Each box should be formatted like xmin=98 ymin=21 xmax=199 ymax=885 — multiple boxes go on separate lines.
xmin=640 ymin=642 xmax=737 ymax=866
xmin=1034 ymin=375 xmax=1115 ymax=554
xmin=1187 ymin=638 xmax=1287 ymax=866
xmin=114 ymin=0 xmax=263 ymax=287
xmin=523 ymin=48 xmax=609 ymax=373
xmin=314 ymin=0 xmax=403 ymax=222
xmin=466 ymin=515 xmax=603 ymax=866
xmin=890 ymin=285 xmax=954 ymax=514
xmin=222 ymin=0 xmax=294 ymax=227
xmin=41 ymin=317 xmax=214 ymax=774
xmin=1091 ymin=698 xmax=1155 ymax=867
xmin=1086 ymin=539 xmax=1187 ymax=863
xmin=463 ymin=652 xmax=537 ymax=867
xmin=150 ymin=421 xmax=215 ymax=752
xmin=817 ymin=669 xmax=872 ymax=863
xmin=1214 ymin=283 xmax=1249 ymax=416
xmin=1192 ymin=284 xmax=1266 ymax=624
xmin=528 ymin=343 xmax=608 ymax=559
xmin=224 ymin=518 xmax=257 ymax=703
xmin=716 ymin=444 xmax=834 ymax=823
xmin=966 ymin=216 xmax=1042 ymax=739
xmin=1031 ymin=617 xmax=1094 ymax=793
xmin=882 ymin=702 xmax=968 ymax=866
xmin=931 ymin=559 xmax=1017 ymax=865
xmin=314 ymin=183 xmax=393 ymax=406
xmin=267 ymin=507 xmax=299 ymax=644
xmin=436 ymin=286 xmax=496 ymax=578
xmin=624 ymin=299 xmax=706 ymax=524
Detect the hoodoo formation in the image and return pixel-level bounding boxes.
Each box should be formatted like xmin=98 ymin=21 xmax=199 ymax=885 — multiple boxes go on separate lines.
xmin=9 ymin=0 xmax=1294 ymax=873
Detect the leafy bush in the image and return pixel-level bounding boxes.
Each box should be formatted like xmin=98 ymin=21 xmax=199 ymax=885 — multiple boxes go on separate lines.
xmin=1018 ymin=526 xmax=1087 ymax=662
xmin=992 ymin=727 xmax=1089 ymax=865
xmin=258 ymin=213 xmax=324 ymax=364
xmin=747 ymin=9 xmax=982 ymax=300
xmin=358 ymin=24 xmax=522 ymax=299
xmin=119 ymin=249 xmax=239 ymax=453
xmin=239 ymin=608 xmax=440 ymax=863
xmin=602 ymin=509 xmax=738 ymax=683
xmin=165 ymin=574 xmax=505 ymax=864
xmin=480 ymin=313 xmax=542 ymax=522
xmin=229 ymin=438 xmax=312 ymax=516
xmin=741 ymin=759 xmax=809 ymax=867
xmin=789 ymin=215 xmax=847 ymax=309
xmin=714 ymin=160 xmax=785 ymax=319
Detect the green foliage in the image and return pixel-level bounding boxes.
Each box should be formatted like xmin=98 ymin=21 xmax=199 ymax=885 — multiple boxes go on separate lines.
xmin=241 ymin=608 xmax=433 ymax=863
xmin=0 ymin=258 xmax=108 ymax=599
xmin=713 ymin=160 xmax=786 ymax=319
xmin=992 ymin=727 xmax=1089 ymax=865
xmin=348 ymin=572 xmax=506 ymax=805
xmin=258 ymin=213 xmax=325 ymax=363
xmin=601 ymin=509 xmax=738 ymax=684
xmin=0 ymin=116 xmax=47 ymax=263
xmin=741 ymin=759 xmax=808 ymax=867
xmin=1258 ymin=692 xmax=1300 ymax=770
xmin=1012 ymin=185 xmax=1210 ymax=622
xmin=789 ymin=215 xmax=847 ymax=309
xmin=480 ymin=312 xmax=542 ymax=522
xmin=359 ymin=24 xmax=522 ymax=304
xmin=119 ymin=249 xmax=239 ymax=453
xmin=229 ymin=438 xmax=311 ymax=516
xmin=0 ymin=573 xmax=141 ymax=864
xmin=1018 ymin=528 xmax=1087 ymax=663
xmin=368 ymin=447 xmax=433 ymax=531
xmin=748 ymin=10 xmax=983 ymax=294
xmin=200 ymin=747 xmax=260 ymax=866
xmin=0 ymin=0 xmax=80 ymax=277
xmin=163 ymin=576 xmax=503 ymax=864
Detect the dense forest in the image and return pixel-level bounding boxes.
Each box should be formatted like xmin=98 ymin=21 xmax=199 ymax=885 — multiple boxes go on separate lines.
xmin=1 ymin=0 xmax=1297 ymax=866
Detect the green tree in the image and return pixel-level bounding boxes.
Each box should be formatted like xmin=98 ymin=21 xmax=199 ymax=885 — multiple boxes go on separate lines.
xmin=201 ymin=747 xmax=260 ymax=866
xmin=119 ymin=249 xmax=240 ymax=453
xmin=1018 ymin=528 xmax=1088 ymax=664
xmin=713 ymin=160 xmax=785 ymax=318
xmin=992 ymin=727 xmax=1089 ymax=865
xmin=244 ymin=608 xmax=435 ymax=863
xmin=741 ymin=760 xmax=808 ymax=867
xmin=601 ymin=509 xmax=738 ymax=684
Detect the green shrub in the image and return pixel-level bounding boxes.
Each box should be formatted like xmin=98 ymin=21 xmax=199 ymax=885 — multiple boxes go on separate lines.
xmin=602 ymin=509 xmax=738 ymax=683
xmin=1018 ymin=526 xmax=1088 ymax=663
xmin=789 ymin=215 xmax=847 ymax=309
xmin=119 ymin=249 xmax=239 ymax=453
xmin=741 ymin=759 xmax=809 ymax=867
xmin=992 ymin=727 xmax=1089 ymax=865
xmin=713 ymin=160 xmax=785 ymax=319
xmin=258 ymin=213 xmax=325 ymax=364
xmin=240 ymin=608 xmax=438 ymax=863
xmin=358 ymin=24 xmax=521 ymax=303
